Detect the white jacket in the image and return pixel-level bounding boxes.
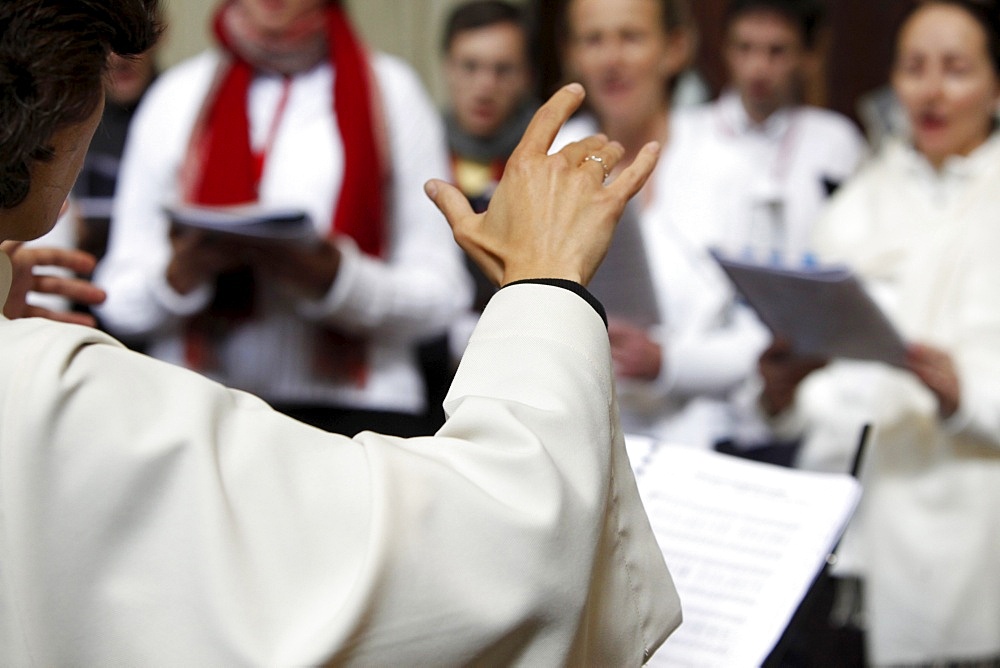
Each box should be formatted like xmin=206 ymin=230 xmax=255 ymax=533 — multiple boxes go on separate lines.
xmin=96 ymin=50 xmax=472 ymax=414
xmin=784 ymin=135 xmax=1000 ymax=664
xmin=555 ymin=98 xmax=865 ymax=449
xmin=0 ymin=253 xmax=681 ymax=665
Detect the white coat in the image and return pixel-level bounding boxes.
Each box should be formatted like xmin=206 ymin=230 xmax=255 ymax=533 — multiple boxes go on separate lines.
xmin=0 ymin=257 xmax=681 ymax=665
xmin=555 ymin=96 xmax=865 ymax=449
xmin=95 ymin=50 xmax=472 ymax=414
xmin=782 ymin=135 xmax=1000 ymax=664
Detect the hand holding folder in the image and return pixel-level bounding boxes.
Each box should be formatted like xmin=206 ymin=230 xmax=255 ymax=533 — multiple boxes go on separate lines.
xmin=712 ymin=250 xmax=908 ymax=367
xmin=164 ymin=203 xmax=316 ymax=244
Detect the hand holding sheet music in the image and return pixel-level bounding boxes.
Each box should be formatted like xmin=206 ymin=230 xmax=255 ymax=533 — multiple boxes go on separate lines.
xmin=164 ymin=203 xmax=343 ymax=299
xmin=165 ymin=203 xmax=317 ymax=243
xmin=712 ymin=250 xmax=907 ymax=367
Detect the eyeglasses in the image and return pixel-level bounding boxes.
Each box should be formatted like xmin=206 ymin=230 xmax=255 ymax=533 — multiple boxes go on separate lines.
xmin=449 ymin=58 xmax=525 ymax=83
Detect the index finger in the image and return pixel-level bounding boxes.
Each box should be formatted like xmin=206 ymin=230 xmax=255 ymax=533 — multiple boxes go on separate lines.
xmin=514 ymin=83 xmax=586 ymax=157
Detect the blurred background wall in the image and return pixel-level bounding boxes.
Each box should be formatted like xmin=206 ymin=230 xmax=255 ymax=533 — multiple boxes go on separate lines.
xmin=157 ymin=0 xmax=528 ymax=107
xmin=157 ymin=0 xmax=908 ymax=127
xmin=530 ymin=0 xmax=915 ymax=128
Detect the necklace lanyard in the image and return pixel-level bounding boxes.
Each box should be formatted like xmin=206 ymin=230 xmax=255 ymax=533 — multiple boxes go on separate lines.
xmin=252 ymin=75 xmax=293 ymax=192
xmin=714 ymin=100 xmax=800 ymax=186
xmin=714 ymin=99 xmax=804 ymax=265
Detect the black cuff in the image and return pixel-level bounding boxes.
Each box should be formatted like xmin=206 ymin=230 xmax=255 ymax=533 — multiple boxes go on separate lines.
xmin=501 ymin=278 xmax=608 ymax=328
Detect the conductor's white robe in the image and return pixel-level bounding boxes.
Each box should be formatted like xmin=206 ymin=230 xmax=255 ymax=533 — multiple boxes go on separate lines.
xmin=0 ymin=253 xmax=680 ymax=666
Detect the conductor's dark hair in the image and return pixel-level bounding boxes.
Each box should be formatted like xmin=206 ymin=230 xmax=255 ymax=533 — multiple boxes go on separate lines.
xmin=443 ymin=1 xmax=527 ymax=54
xmin=725 ymin=0 xmax=826 ymax=49
xmin=0 ymin=0 xmax=162 ymax=209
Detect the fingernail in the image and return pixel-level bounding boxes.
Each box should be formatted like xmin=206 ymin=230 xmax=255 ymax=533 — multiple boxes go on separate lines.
xmin=644 ymin=141 xmax=661 ymax=154
xmin=564 ymin=82 xmax=584 ymax=96
xmin=424 ymin=180 xmax=438 ymax=198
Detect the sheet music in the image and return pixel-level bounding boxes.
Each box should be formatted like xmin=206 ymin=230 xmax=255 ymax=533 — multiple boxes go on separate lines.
xmin=587 ymin=200 xmax=661 ymax=327
xmin=711 ymin=249 xmax=907 ymax=367
xmin=164 ymin=203 xmax=316 ymax=243
xmin=633 ymin=442 xmax=861 ymax=667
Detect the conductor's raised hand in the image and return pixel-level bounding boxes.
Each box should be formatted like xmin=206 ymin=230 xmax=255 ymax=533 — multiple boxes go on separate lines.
xmin=425 ymin=83 xmax=660 ymax=287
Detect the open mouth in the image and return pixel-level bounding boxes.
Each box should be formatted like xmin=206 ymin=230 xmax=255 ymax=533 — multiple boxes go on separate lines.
xmin=597 ymin=76 xmax=633 ymax=100
xmin=917 ymin=112 xmax=947 ymax=133
xmin=471 ymin=103 xmax=498 ymax=122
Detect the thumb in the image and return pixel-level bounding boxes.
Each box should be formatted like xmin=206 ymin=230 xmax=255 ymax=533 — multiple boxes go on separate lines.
xmin=424 ymin=179 xmax=475 ymax=232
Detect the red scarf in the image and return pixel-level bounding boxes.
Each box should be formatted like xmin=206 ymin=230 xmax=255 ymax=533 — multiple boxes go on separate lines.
xmin=184 ymin=1 xmax=386 ymax=256
xmin=181 ymin=2 xmax=384 ymax=381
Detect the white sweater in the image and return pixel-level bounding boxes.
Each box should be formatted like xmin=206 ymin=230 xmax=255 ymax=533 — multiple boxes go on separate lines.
xmin=554 ymin=96 xmax=865 ymax=448
xmin=785 ymin=135 xmax=1000 ymax=664
xmin=96 ymin=50 xmax=472 ymax=413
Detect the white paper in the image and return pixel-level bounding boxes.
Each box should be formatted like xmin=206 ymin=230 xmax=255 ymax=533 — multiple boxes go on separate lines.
xmin=712 ymin=249 xmax=908 ymax=367
xmin=634 ymin=442 xmax=861 ymax=668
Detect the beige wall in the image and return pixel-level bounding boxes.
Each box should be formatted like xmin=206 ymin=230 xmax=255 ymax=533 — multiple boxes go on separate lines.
xmin=157 ymin=0 xmax=527 ymax=106
xmin=157 ymin=0 xmax=214 ymax=71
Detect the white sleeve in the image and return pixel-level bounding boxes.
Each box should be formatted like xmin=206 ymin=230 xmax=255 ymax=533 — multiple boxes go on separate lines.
xmin=942 ymin=218 xmax=1000 ymax=447
xmin=665 ymin=301 xmax=771 ymax=398
xmin=824 ymin=114 xmax=870 ymax=183
xmin=643 ymin=219 xmax=772 ymax=401
xmin=296 ymin=55 xmax=472 ymax=340
xmin=94 ymin=54 xmax=217 ymax=340
xmin=1 ymin=283 xmax=679 ymax=665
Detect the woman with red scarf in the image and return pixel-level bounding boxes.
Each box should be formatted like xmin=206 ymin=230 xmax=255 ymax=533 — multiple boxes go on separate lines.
xmin=96 ymin=0 xmax=472 ymax=436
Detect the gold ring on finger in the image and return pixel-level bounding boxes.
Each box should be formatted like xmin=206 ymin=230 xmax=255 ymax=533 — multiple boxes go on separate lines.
xmin=582 ymin=154 xmax=610 ymax=182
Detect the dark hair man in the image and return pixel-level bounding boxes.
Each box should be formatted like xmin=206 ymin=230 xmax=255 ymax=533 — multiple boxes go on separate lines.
xmin=434 ymin=1 xmax=540 ymax=398
xmin=442 ymin=0 xmax=536 ymax=212
xmin=620 ymin=0 xmax=868 ymax=454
